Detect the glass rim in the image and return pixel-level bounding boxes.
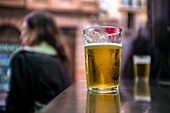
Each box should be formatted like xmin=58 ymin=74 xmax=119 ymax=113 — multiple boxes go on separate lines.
xmin=83 ymin=26 xmax=123 ymax=33
xmin=133 ymin=55 xmax=151 ymax=57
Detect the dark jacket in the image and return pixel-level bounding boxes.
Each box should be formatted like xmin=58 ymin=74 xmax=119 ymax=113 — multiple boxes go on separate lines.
xmin=6 ymin=49 xmax=70 ymax=113
xmin=121 ymin=26 xmax=170 ymax=81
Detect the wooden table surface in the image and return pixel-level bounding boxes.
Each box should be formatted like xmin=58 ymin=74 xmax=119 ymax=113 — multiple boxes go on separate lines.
xmin=38 ymin=79 xmax=170 ymax=113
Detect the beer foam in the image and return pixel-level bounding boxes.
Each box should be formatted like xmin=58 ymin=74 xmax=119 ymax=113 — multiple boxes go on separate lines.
xmin=84 ymin=43 xmax=122 ymax=47
xmin=133 ymin=55 xmax=151 ymax=63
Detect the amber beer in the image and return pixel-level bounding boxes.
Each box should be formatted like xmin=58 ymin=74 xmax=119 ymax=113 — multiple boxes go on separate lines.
xmin=133 ymin=55 xmax=151 ymax=81
xmin=85 ymin=43 xmax=122 ymax=91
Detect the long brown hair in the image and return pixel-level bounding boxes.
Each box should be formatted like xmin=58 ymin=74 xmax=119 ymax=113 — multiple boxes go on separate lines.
xmin=22 ymin=11 xmax=67 ymax=63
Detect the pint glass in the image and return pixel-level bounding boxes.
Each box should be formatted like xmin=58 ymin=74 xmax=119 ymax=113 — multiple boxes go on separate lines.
xmin=133 ymin=55 xmax=151 ymax=81
xmin=83 ymin=26 xmax=123 ymax=92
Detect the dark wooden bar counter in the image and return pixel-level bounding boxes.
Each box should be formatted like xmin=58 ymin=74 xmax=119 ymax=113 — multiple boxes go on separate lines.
xmin=38 ymin=79 xmax=170 ymax=113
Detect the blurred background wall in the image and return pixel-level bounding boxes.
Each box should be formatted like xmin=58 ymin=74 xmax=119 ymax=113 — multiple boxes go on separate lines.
xmin=0 ymin=0 xmax=169 ymax=84
xmin=0 ymin=0 xmax=99 ymax=83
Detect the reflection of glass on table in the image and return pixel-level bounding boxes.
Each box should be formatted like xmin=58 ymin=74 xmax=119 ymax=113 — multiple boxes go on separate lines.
xmin=86 ymin=91 xmax=121 ymax=113
xmin=134 ymin=80 xmax=151 ymax=102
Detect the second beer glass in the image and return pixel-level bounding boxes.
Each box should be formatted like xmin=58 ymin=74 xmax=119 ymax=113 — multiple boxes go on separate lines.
xmin=83 ymin=26 xmax=123 ymax=93
xmin=133 ymin=55 xmax=151 ymax=81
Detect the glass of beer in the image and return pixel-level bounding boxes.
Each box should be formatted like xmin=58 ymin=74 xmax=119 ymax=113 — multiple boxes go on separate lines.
xmin=133 ymin=55 xmax=151 ymax=82
xmin=83 ymin=26 xmax=123 ymax=93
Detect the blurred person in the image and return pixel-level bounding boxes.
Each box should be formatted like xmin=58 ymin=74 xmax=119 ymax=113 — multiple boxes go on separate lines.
xmin=122 ymin=25 xmax=170 ymax=81
xmin=6 ymin=11 xmax=70 ymax=113
xmin=153 ymin=20 xmax=170 ymax=83
xmin=134 ymin=25 xmax=170 ymax=81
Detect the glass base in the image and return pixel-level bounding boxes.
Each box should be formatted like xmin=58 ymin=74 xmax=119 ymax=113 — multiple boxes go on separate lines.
xmin=88 ymin=86 xmax=119 ymax=93
xmin=135 ymin=78 xmax=149 ymax=82
xmin=134 ymin=96 xmax=151 ymax=102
